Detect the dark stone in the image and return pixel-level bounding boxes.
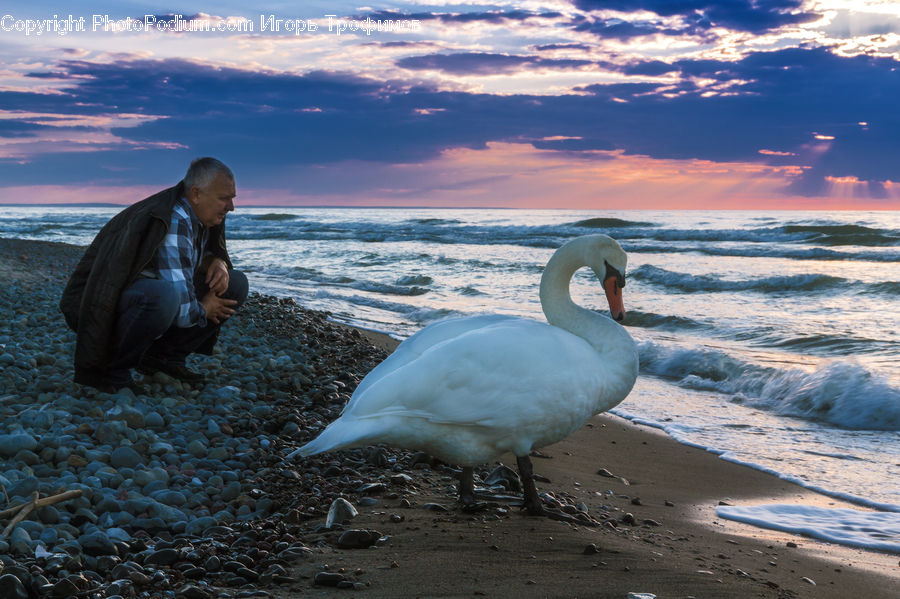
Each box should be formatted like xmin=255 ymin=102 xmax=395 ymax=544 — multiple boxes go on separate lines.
xmin=222 ymin=560 xmax=243 ymax=572
xmin=96 ymin=555 xmax=121 ymax=571
xmin=422 ymin=503 xmax=448 ymax=512
xmin=176 ymin=584 xmax=212 ymax=599
xmin=202 ymin=556 xmax=221 ymax=572
xmin=144 ymin=548 xmax=179 ymax=566
xmin=337 ymin=529 xmax=382 ymax=549
xmin=106 ymin=580 xmax=134 ymax=596
xmin=356 ymin=482 xmax=385 ymax=495
xmin=235 ymin=567 xmax=259 ymax=581
xmin=79 ymin=531 xmax=119 ymax=556
xmin=183 ymin=567 xmax=206 ymax=579
xmin=0 ymin=574 xmax=28 ymax=599
xmin=583 ymin=543 xmax=599 ymax=555
xmin=50 ymin=578 xmax=80 ymax=598
xmin=313 ymin=572 xmax=345 ymax=586
xmin=484 ymin=464 xmax=522 ymax=492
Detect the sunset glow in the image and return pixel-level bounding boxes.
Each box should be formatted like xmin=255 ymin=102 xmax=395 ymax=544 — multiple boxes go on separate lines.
xmin=0 ymin=1 xmax=897 ymax=209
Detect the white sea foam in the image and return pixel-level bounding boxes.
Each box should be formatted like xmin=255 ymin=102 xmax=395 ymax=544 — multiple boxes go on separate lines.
xmin=637 ymin=342 xmax=900 ymax=431
xmin=716 ymin=504 xmax=900 ymax=553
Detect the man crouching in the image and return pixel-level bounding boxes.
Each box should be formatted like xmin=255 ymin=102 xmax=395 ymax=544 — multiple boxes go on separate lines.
xmin=60 ymin=157 xmax=249 ymax=392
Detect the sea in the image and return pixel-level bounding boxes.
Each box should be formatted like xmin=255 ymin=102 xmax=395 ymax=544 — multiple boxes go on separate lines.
xmin=2 ymin=206 xmax=899 ymax=552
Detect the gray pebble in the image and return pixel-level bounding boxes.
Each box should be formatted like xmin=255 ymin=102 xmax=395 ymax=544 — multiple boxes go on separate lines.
xmin=221 ymin=480 xmax=242 ymax=501
xmin=109 ymin=446 xmax=143 ymax=469
xmin=9 ymin=527 xmax=34 ymax=555
xmin=0 ymin=433 xmax=37 ymax=457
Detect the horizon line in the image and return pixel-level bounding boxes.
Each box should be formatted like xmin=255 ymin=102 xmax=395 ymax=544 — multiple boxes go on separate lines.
xmin=0 ymin=202 xmax=896 ymax=212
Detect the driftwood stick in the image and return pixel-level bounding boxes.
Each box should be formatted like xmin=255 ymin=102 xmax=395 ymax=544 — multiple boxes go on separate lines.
xmin=0 ymin=489 xmax=83 ymax=519
xmin=0 ymin=491 xmax=38 ymax=541
xmin=0 ymin=489 xmax=83 ymax=540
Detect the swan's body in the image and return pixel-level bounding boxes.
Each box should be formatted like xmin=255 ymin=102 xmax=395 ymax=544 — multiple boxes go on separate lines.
xmin=289 ymin=235 xmax=639 ymax=517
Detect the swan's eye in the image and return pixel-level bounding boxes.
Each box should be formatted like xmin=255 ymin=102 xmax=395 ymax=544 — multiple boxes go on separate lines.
xmin=604 ymin=262 xmax=625 ymax=288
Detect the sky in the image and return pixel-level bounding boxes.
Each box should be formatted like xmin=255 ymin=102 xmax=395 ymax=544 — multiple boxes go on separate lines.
xmin=1 ymin=1 xmax=899 ymax=209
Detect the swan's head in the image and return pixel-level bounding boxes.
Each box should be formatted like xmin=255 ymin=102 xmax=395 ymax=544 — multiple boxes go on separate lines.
xmin=584 ymin=235 xmax=628 ymax=322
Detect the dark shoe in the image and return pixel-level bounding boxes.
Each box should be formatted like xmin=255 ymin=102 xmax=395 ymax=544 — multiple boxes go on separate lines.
xmin=138 ymin=355 xmax=206 ymax=383
xmin=92 ymin=379 xmax=148 ymax=395
xmin=75 ymin=367 xmax=147 ymax=395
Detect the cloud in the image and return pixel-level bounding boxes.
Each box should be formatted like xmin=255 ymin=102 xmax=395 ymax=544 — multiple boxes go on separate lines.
xmin=572 ymin=16 xmax=697 ymax=40
xmin=823 ymin=9 xmax=900 ymax=38
xmin=0 ymin=120 xmax=46 ymax=138
xmin=1 ymin=46 xmax=897 ymax=199
xmin=364 ymin=10 xmax=563 ymax=25
xmin=572 ymin=0 xmax=819 ymax=34
xmin=533 ymin=43 xmax=592 ymax=52
xmin=396 ymin=52 xmax=593 ymax=75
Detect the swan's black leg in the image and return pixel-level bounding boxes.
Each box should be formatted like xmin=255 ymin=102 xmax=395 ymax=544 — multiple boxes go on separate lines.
xmin=516 ymin=455 xmax=599 ymax=526
xmin=457 ymin=467 xmax=495 ymax=513
xmin=516 ymin=455 xmax=543 ymax=515
xmin=459 ymin=466 xmax=475 ymax=505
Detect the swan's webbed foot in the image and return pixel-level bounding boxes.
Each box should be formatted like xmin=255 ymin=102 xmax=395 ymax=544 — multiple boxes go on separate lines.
xmin=516 ymin=455 xmax=600 ymax=527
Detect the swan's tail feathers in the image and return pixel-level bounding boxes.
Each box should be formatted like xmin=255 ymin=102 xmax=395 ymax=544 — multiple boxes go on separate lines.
xmin=284 ymin=417 xmax=382 ymax=460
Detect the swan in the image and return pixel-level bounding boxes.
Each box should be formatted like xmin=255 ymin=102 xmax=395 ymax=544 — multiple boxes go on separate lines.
xmin=287 ymin=234 xmax=639 ymax=521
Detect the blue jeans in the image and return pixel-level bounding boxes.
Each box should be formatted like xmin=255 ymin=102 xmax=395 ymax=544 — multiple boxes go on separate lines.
xmin=107 ymin=269 xmax=248 ymax=383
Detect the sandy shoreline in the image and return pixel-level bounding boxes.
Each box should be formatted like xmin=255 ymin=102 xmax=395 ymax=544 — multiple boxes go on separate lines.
xmin=0 ymin=237 xmax=897 ymax=598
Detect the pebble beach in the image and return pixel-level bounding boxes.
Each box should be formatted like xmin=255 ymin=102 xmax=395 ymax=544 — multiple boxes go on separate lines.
xmin=0 ymin=236 xmax=897 ymax=599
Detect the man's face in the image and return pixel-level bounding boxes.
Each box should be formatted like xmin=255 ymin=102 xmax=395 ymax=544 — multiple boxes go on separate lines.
xmin=189 ymin=172 xmax=235 ymax=227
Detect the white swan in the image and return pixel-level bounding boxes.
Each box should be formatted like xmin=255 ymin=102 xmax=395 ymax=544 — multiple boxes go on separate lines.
xmin=288 ymin=234 xmax=639 ymax=519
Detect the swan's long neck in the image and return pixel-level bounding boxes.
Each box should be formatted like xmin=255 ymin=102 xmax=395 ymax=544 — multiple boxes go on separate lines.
xmin=539 ymin=240 xmax=639 ymax=403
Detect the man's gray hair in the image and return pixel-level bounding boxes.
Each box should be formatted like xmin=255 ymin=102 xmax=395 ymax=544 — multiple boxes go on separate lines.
xmin=183 ymin=157 xmax=234 ymax=192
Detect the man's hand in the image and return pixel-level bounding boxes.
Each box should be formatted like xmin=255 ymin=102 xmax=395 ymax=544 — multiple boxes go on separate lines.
xmin=204 ymin=257 xmax=230 ymax=295
xmin=201 ymin=290 xmax=238 ymax=324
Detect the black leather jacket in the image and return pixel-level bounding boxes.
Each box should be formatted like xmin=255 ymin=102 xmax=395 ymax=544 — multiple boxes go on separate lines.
xmin=59 ymin=182 xmax=231 ymax=382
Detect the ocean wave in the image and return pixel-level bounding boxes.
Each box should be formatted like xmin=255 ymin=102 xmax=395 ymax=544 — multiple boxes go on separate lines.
xmin=350 ymin=281 xmax=430 ymax=297
xmin=631 ymin=265 xmax=846 ymax=294
xmin=781 ymin=224 xmax=900 ymax=247
xmin=312 ymin=290 xmax=462 ymax=323
xmin=762 ymin=334 xmax=889 ymax=355
xmin=457 ymin=286 xmax=486 ymax=296
xmin=623 ymin=309 xmax=708 ymax=331
xmin=395 ymin=274 xmax=433 ymax=286
xmin=226 ymin=217 xmax=900 ymax=260
xmin=406 ymin=217 xmax=462 ymax=225
xmin=569 ymin=217 xmax=655 ymax=228
xmin=251 ymin=213 xmax=299 ymax=221
xmin=623 ymin=242 xmax=900 ymax=262
xmin=868 ymin=281 xmax=900 ymax=295
xmin=614 ymin=224 xmax=900 ymax=247
xmin=255 ymin=266 xmax=428 ymax=297
xmin=638 ymin=342 xmax=900 ymax=431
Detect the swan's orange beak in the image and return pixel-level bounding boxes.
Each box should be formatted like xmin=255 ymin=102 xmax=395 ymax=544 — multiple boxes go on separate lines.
xmin=604 ymin=277 xmax=626 ymax=322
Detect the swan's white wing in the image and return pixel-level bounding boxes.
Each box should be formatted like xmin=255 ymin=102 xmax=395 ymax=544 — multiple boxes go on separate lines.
xmin=346 ymin=314 xmax=519 ymax=410
xmin=343 ymin=318 xmax=608 ymax=427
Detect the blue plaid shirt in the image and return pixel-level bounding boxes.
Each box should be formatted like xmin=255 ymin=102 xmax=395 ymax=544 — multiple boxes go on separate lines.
xmin=142 ymin=197 xmax=209 ymax=327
